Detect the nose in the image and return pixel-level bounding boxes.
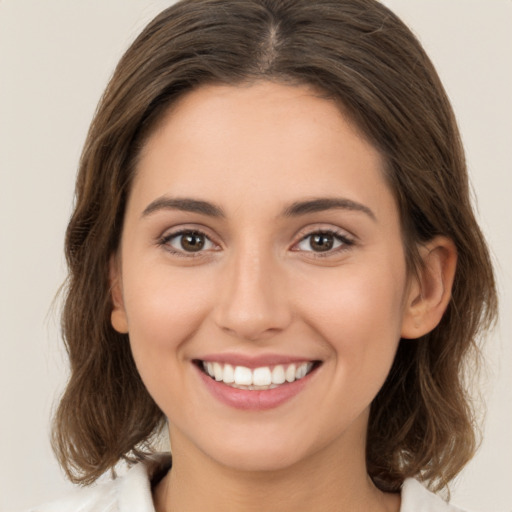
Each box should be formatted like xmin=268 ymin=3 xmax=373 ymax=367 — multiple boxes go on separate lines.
xmin=213 ymin=245 xmax=292 ymax=341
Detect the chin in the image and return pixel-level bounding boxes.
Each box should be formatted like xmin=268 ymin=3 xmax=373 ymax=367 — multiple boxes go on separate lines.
xmin=194 ymin=426 xmax=325 ymax=474
xmin=212 ymin=445 xmax=306 ymax=473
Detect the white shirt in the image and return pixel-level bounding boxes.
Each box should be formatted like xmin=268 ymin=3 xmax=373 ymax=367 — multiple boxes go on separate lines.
xmin=24 ymin=454 xmax=467 ymax=512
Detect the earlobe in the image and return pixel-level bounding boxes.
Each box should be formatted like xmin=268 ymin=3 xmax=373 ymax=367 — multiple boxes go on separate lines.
xmin=109 ymin=254 xmax=129 ymax=334
xmin=401 ymin=237 xmax=457 ymax=339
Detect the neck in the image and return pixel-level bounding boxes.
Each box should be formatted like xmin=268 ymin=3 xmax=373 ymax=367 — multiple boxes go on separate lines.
xmin=154 ymin=424 xmax=400 ymax=512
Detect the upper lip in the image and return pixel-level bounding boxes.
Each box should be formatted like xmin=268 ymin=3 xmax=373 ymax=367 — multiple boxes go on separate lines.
xmin=195 ymin=353 xmax=320 ymax=369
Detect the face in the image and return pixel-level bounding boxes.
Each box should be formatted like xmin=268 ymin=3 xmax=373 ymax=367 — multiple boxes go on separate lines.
xmin=111 ymin=82 xmax=416 ymax=473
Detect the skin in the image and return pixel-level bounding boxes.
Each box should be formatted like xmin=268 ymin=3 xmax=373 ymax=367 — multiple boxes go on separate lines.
xmin=110 ymin=82 xmax=456 ymax=512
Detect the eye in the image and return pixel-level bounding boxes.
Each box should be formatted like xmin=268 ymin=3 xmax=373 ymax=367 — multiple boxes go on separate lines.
xmin=294 ymin=230 xmax=353 ymax=254
xmin=160 ymin=230 xmax=217 ymax=254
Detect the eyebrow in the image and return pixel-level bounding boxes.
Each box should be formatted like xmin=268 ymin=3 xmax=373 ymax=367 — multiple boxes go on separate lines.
xmin=283 ymin=197 xmax=376 ymax=221
xmin=141 ymin=195 xmax=376 ymax=221
xmin=142 ymin=197 xmax=225 ymax=218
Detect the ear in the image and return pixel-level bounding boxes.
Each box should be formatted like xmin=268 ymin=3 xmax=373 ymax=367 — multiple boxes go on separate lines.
xmin=109 ymin=254 xmax=129 ymax=334
xmin=401 ymin=236 xmax=457 ymax=339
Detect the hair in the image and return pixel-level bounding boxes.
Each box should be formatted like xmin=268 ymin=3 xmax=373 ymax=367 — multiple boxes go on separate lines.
xmin=53 ymin=0 xmax=497 ymax=493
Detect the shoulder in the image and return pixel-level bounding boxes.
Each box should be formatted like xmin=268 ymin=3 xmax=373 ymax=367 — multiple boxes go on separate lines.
xmin=400 ymin=479 xmax=468 ymax=512
xmin=25 ymin=480 xmax=118 ymax=512
xmin=23 ymin=454 xmax=172 ymax=512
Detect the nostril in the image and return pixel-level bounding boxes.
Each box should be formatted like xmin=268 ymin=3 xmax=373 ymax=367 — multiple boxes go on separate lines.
xmin=212 ymin=270 xmax=292 ymax=341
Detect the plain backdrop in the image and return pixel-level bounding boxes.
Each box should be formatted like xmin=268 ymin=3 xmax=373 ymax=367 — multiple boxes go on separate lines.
xmin=1 ymin=1 xmax=511 ymax=510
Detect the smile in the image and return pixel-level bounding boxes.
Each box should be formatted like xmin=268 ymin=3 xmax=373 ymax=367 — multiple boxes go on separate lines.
xmin=200 ymin=361 xmax=316 ymax=390
xmin=194 ymin=356 xmax=322 ymax=410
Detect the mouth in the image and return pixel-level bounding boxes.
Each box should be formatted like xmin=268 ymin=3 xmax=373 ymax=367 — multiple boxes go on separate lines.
xmin=194 ymin=360 xmax=321 ymax=391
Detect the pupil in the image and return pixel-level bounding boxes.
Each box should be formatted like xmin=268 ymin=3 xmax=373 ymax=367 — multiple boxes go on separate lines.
xmin=311 ymin=234 xmax=333 ymax=252
xmin=181 ymin=232 xmax=205 ymax=252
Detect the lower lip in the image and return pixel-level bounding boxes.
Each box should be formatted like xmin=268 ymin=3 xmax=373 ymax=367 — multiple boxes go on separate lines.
xmin=196 ymin=365 xmax=316 ymax=411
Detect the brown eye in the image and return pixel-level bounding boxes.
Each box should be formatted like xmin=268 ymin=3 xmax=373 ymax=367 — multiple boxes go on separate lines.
xmin=294 ymin=230 xmax=353 ymax=254
xmin=309 ymin=233 xmax=334 ymax=252
xmin=180 ymin=232 xmax=205 ymax=252
xmin=164 ymin=230 xmax=215 ymax=254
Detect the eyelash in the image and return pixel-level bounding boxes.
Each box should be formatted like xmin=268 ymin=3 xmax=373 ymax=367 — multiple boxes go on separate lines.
xmin=158 ymin=229 xmax=218 ymax=258
xmin=157 ymin=228 xmax=355 ymax=258
xmin=293 ymin=229 xmax=355 ymax=258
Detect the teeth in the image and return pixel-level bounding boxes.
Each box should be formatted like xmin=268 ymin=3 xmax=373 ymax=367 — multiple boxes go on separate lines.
xmin=271 ymin=365 xmax=286 ymax=384
xmin=296 ymin=364 xmax=307 ymax=379
xmin=234 ymin=366 xmax=252 ymax=386
xmin=213 ymin=362 xmax=223 ymax=381
xmin=285 ymin=364 xmax=296 ymax=383
xmin=253 ymin=367 xmax=272 ymax=386
xmin=201 ymin=361 xmax=315 ymax=389
xmin=223 ymin=364 xmax=235 ymax=383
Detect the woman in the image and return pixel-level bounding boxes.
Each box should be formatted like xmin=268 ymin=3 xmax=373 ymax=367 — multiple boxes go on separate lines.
xmin=33 ymin=0 xmax=497 ymax=510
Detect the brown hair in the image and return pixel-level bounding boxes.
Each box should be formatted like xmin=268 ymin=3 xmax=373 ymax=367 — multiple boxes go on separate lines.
xmin=53 ymin=0 xmax=497 ymax=492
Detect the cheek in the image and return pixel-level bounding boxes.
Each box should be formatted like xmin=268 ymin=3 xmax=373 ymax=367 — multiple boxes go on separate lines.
xmin=295 ymin=256 xmax=407 ymax=371
xmin=125 ymin=261 xmax=208 ymax=324
xmin=122 ymin=264 xmax=212 ymax=374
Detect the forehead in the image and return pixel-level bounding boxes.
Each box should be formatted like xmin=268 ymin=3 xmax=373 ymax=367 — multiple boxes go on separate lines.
xmin=130 ymin=81 xmax=395 ymax=221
